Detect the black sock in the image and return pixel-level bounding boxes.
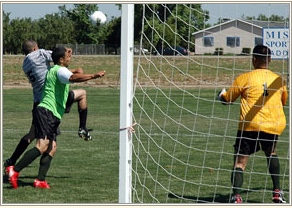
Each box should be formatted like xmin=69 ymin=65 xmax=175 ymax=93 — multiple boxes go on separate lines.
xmin=78 ymin=108 xmax=87 ymax=129
xmin=14 ymin=147 xmax=41 ymax=173
xmin=38 ymin=153 xmax=53 ymax=181
xmin=10 ymin=136 xmax=30 ymax=165
xmin=267 ymin=155 xmax=280 ymax=190
xmin=231 ymin=167 xmax=243 ymax=195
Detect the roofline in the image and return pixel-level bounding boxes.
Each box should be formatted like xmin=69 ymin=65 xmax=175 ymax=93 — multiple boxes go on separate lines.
xmin=192 ymin=19 xmax=263 ymax=36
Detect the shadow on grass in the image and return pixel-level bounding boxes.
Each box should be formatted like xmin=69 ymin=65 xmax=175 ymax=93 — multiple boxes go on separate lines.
xmin=3 ymin=174 xmax=70 ymax=189
xmin=168 ymin=188 xmax=286 ymax=203
xmin=3 ymin=175 xmax=33 ymax=189
xmin=168 ymin=192 xmax=230 ymax=203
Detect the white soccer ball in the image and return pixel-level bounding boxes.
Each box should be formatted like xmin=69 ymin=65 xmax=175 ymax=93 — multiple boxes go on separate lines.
xmin=90 ymin=11 xmax=107 ymax=25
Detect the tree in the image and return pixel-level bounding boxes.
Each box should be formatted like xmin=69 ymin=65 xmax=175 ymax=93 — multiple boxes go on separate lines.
xmin=137 ymin=4 xmax=210 ymax=50
xmin=9 ymin=17 xmax=40 ymax=54
xmin=116 ymin=4 xmax=209 ymax=50
xmin=244 ymin=13 xmax=289 ymax=22
xmin=105 ymin=17 xmax=121 ymax=54
xmin=36 ymin=13 xmax=75 ymax=50
xmin=3 ymin=12 xmax=12 ymax=54
xmin=59 ymin=4 xmax=102 ymax=44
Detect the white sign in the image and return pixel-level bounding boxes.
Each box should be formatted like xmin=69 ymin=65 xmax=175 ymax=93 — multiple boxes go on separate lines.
xmin=263 ymin=28 xmax=289 ymax=60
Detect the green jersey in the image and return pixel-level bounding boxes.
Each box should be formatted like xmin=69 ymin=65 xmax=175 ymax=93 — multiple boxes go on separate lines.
xmin=39 ymin=65 xmax=70 ymax=120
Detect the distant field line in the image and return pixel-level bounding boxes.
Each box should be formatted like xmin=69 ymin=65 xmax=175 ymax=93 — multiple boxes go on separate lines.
xmin=2 ymin=128 xmax=228 ymax=138
xmin=2 ymin=128 xmax=290 ymax=142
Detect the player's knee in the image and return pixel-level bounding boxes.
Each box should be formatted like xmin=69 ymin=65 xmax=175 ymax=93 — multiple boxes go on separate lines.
xmin=235 ymin=164 xmax=246 ymax=171
xmin=74 ymin=89 xmax=87 ymax=101
xmin=81 ymin=89 xmax=87 ymax=98
xmin=49 ymin=142 xmax=57 ymax=157
xmin=36 ymin=138 xmax=50 ymax=154
xmin=234 ymin=158 xmax=247 ymax=170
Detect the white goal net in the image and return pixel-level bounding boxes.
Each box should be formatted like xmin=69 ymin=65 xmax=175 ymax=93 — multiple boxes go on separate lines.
xmin=130 ymin=4 xmax=290 ymax=203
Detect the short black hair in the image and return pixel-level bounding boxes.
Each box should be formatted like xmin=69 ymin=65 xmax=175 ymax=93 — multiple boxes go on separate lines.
xmin=252 ymin=45 xmax=271 ymax=61
xmin=52 ymin=46 xmax=67 ymax=65
xmin=22 ymin=40 xmax=37 ymax=55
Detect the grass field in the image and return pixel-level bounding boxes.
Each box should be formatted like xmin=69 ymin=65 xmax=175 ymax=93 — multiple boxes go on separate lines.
xmin=131 ymin=87 xmax=289 ymax=203
xmin=3 ymin=87 xmax=120 ymax=203
xmin=2 ymin=55 xmax=290 ymax=204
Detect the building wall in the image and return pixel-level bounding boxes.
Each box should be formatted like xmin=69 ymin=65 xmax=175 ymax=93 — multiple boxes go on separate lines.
xmin=194 ymin=21 xmax=263 ymax=55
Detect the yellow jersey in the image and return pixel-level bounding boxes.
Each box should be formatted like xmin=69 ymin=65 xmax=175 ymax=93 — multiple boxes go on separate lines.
xmin=222 ymin=69 xmax=287 ymax=135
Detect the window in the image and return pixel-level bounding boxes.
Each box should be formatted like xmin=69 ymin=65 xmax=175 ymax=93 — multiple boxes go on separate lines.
xmin=227 ymin=36 xmax=240 ymax=47
xmin=255 ymin=37 xmax=263 ymax=46
xmin=203 ymin=37 xmax=214 ymax=47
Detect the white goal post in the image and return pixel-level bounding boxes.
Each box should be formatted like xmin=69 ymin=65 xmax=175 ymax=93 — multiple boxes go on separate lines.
xmin=119 ymin=4 xmax=134 ymax=203
xmin=120 ymin=3 xmax=290 ymax=204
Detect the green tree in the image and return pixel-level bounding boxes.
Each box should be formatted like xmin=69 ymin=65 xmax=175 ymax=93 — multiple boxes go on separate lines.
xmin=3 ymin=12 xmax=12 ymax=54
xmin=36 ymin=13 xmax=75 ymax=50
xmin=3 ymin=10 xmax=76 ymax=54
xmin=140 ymin=4 xmax=209 ymax=51
xmin=245 ymin=13 xmax=289 ymax=22
xmin=105 ymin=17 xmax=121 ymax=54
xmin=9 ymin=17 xmax=39 ymax=54
xmin=117 ymin=4 xmax=209 ymax=50
xmin=59 ymin=4 xmax=103 ymax=44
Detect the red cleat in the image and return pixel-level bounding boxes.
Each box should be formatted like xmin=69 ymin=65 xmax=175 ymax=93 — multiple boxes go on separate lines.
xmin=273 ymin=189 xmax=286 ymax=203
xmin=231 ymin=194 xmax=243 ymax=203
xmin=6 ymin=166 xmax=14 ymax=175
xmin=7 ymin=166 xmax=19 ymax=189
xmin=34 ymin=179 xmax=50 ymax=188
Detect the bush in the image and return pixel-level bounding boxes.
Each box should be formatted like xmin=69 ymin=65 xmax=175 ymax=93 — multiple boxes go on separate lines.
xmin=241 ymin=47 xmax=251 ymax=55
xmin=214 ymin=48 xmax=223 ymax=55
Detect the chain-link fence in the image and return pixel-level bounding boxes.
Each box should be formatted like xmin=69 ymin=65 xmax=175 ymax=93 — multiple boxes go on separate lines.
xmin=57 ymin=44 xmax=148 ymax=55
xmin=57 ymin=44 xmax=107 ymax=55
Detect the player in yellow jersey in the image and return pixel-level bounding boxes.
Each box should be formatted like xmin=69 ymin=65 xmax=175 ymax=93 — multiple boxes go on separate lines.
xmin=218 ymin=45 xmax=288 ymax=203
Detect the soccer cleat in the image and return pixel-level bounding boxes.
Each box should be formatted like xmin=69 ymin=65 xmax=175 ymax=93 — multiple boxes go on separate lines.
xmin=3 ymin=158 xmax=14 ymax=175
xmin=231 ymin=195 xmax=243 ymax=203
xmin=34 ymin=179 xmax=50 ymax=188
xmin=8 ymin=166 xmax=19 ymax=189
xmin=272 ymin=189 xmax=286 ymax=203
xmin=78 ymin=127 xmax=92 ymax=141
xmin=6 ymin=165 xmax=14 ymax=176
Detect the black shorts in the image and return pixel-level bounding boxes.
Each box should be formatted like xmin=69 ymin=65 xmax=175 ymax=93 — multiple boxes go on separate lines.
xmin=234 ymin=130 xmax=278 ymax=155
xmin=33 ymin=106 xmax=60 ymax=141
xmin=31 ymin=90 xmax=74 ymax=123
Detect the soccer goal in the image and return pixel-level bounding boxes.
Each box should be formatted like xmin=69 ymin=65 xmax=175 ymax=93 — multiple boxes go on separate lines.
xmin=119 ymin=4 xmax=290 ymax=203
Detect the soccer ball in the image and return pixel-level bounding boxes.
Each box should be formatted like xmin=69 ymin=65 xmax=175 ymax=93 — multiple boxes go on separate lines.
xmin=90 ymin=11 xmax=107 ymax=25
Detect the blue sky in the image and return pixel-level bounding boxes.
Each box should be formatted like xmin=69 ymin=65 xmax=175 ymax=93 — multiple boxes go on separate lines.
xmin=2 ymin=3 xmax=290 ymax=24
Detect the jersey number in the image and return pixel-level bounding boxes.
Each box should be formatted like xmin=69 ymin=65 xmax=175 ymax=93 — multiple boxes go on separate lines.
xmin=27 ymin=70 xmax=36 ymax=82
xmin=263 ymin=82 xmax=269 ymax=96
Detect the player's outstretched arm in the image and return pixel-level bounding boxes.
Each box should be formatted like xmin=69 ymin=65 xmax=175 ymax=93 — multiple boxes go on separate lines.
xmin=70 ymin=68 xmax=84 ymax=74
xmin=69 ymin=70 xmax=106 ymax=83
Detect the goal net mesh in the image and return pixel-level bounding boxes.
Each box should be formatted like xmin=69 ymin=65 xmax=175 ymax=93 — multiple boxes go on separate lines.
xmin=131 ymin=4 xmax=289 ymax=203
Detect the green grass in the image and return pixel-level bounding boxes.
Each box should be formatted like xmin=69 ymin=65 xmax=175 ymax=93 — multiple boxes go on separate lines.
xmin=3 ymin=87 xmax=120 ymax=203
xmin=131 ymin=87 xmax=289 ymax=203
xmin=2 ymin=55 xmax=290 ymax=203
xmin=3 ymin=86 xmax=289 ymax=204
